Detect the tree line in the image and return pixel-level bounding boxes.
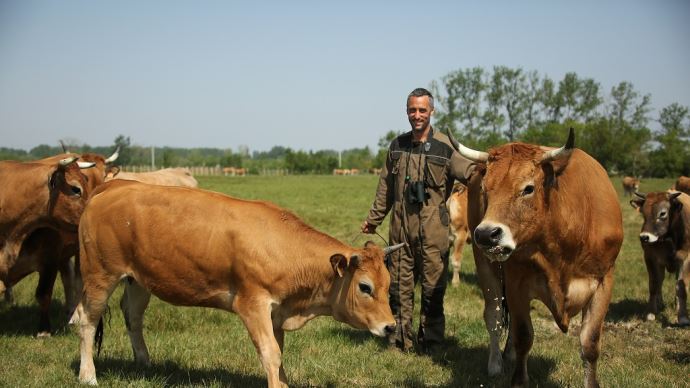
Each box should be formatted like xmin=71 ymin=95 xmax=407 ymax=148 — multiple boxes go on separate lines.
xmin=2 ymin=66 xmax=688 ymax=177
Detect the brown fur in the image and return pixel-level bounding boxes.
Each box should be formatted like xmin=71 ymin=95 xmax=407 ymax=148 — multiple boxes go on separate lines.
xmin=76 ymin=180 xmax=395 ymax=387
xmin=106 ymin=167 xmax=198 ymax=187
xmin=447 ymin=182 xmax=470 ymax=286
xmin=468 ymin=140 xmax=623 ymax=387
xmin=630 ymin=191 xmax=690 ymax=325
xmin=675 ymin=176 xmax=690 ymax=195
xmin=622 ymin=176 xmax=640 ymax=197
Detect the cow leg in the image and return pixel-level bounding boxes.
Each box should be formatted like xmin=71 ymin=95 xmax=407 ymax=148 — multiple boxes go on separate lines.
xmin=35 ymin=263 xmax=59 ymax=337
xmin=236 ymin=298 xmax=286 ymax=388
xmin=579 ymin=272 xmax=613 ymax=388
xmin=120 ymin=279 xmax=152 ymax=365
xmin=507 ymin=288 xmax=532 ymax=388
xmin=59 ymin=256 xmax=78 ymax=319
xmin=474 ymin=249 xmax=508 ymax=376
xmin=450 ymin=229 xmax=467 ymax=286
xmin=273 ymin=327 xmax=288 ymax=383
xmin=78 ymin=279 xmax=119 ymax=385
xmin=644 ymin=252 xmax=664 ymax=321
xmin=3 ymin=285 xmax=13 ymax=304
xmin=676 ymin=256 xmax=690 ymax=326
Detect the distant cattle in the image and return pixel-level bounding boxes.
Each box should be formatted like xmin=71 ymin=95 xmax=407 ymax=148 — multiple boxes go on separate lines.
xmin=106 ymin=167 xmax=198 ymax=188
xmin=450 ymin=128 xmax=623 ymax=388
xmin=333 ymin=169 xmax=351 ymax=175
xmin=75 ymin=180 xmax=402 ymax=386
xmin=630 ymin=191 xmax=690 ymax=326
xmin=223 ymin=167 xmax=247 ymax=177
xmin=0 ymin=155 xmax=96 ymax=336
xmin=446 ymin=182 xmax=470 ymax=286
xmin=369 ymin=168 xmax=382 ymax=176
xmin=675 ymin=176 xmax=690 ymax=195
xmin=622 ymin=176 xmax=640 ymax=196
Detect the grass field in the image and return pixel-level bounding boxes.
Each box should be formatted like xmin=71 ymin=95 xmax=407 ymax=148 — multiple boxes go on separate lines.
xmin=1 ymin=175 xmax=689 ymax=387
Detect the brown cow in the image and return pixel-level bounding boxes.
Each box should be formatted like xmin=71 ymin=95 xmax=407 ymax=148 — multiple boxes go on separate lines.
xmin=448 ymin=128 xmax=623 ymax=388
xmin=675 ymin=176 xmax=690 ymax=195
xmin=4 ymin=150 xmax=118 ymax=336
xmin=630 ymin=191 xmax=690 ymax=326
xmin=622 ymin=176 xmax=640 ymax=197
xmin=446 ymin=182 xmax=470 ymax=286
xmin=75 ymin=180 xmax=402 ymax=387
xmin=0 ymin=156 xmax=95 ymax=335
xmin=106 ymin=167 xmax=198 ymax=188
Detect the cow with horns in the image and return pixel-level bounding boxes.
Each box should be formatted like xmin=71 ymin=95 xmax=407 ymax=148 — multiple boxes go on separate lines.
xmin=75 ymin=180 xmax=404 ymax=387
xmin=447 ymin=128 xmax=623 ymax=388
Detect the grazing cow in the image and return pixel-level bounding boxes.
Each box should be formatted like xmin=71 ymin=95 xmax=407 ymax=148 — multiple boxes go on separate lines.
xmin=446 ymin=182 xmax=470 ymax=286
xmin=0 ymin=156 xmax=95 ymax=335
xmin=75 ymin=180 xmax=402 ymax=387
xmin=447 ymin=128 xmax=623 ymax=388
xmin=622 ymin=176 xmax=640 ymax=197
xmin=630 ymin=191 xmax=690 ymax=326
xmin=106 ymin=167 xmax=198 ymax=188
xmin=675 ymin=176 xmax=690 ymax=195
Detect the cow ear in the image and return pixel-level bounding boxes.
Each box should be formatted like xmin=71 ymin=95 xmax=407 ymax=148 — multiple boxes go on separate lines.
xmin=349 ymin=254 xmax=361 ymax=269
xmin=630 ymin=198 xmax=644 ymax=211
xmin=330 ymin=254 xmax=348 ymax=278
xmin=670 ymin=192 xmax=683 ymax=211
xmin=106 ymin=166 xmax=121 ymax=179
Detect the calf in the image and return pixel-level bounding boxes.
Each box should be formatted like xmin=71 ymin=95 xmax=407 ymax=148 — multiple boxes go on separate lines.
xmin=76 ymin=180 xmax=401 ymax=387
xmin=631 ymin=191 xmax=690 ymax=325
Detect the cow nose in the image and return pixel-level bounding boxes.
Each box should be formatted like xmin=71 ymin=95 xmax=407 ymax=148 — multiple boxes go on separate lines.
xmin=384 ymin=323 xmax=396 ymax=336
xmin=640 ymin=234 xmax=649 ymax=243
xmin=475 ymin=225 xmax=503 ymax=247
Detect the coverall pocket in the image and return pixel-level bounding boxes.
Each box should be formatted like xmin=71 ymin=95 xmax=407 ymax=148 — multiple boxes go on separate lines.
xmin=425 ymin=155 xmax=447 ymax=188
xmin=439 ymin=203 xmax=449 ymax=226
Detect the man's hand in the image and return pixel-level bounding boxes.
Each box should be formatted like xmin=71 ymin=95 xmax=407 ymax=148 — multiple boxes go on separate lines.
xmin=361 ymin=220 xmax=377 ymax=234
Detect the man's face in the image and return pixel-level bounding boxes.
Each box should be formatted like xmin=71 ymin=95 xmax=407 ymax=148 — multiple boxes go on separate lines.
xmin=407 ymin=96 xmax=434 ymax=133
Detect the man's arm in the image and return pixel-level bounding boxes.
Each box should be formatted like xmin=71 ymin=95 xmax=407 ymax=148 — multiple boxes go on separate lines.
xmin=362 ymin=151 xmax=396 ymax=233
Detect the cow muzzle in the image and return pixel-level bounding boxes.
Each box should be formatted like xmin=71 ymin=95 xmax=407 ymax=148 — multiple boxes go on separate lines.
xmin=639 ymin=232 xmax=659 ymax=244
xmin=370 ymin=321 xmax=396 ymax=337
xmin=474 ymin=222 xmax=516 ymax=262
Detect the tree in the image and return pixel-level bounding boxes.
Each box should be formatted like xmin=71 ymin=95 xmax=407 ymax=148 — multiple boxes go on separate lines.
xmin=113 ymin=135 xmax=132 ymax=166
xmin=649 ymin=103 xmax=690 ymax=177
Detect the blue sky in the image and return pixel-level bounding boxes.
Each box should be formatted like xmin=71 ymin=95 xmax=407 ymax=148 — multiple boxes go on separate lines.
xmin=1 ymin=1 xmax=688 ymax=152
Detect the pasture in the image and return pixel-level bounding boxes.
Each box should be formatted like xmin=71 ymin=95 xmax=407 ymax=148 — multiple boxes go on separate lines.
xmin=1 ymin=175 xmax=688 ymax=387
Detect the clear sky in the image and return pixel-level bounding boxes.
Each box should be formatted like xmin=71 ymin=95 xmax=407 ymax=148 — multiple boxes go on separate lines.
xmin=1 ymin=1 xmax=688 ymax=153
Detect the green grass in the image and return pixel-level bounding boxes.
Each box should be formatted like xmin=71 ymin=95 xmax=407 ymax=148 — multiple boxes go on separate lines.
xmin=1 ymin=175 xmax=689 ymax=387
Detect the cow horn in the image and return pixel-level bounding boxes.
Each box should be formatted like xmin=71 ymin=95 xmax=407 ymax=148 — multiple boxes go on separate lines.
xmin=77 ymin=161 xmax=96 ymax=169
xmin=541 ymin=127 xmax=575 ymax=163
xmin=58 ymin=156 xmax=78 ymax=166
xmin=445 ymin=127 xmax=489 ymax=163
xmin=634 ymin=191 xmax=646 ymax=199
xmin=383 ymin=242 xmax=407 ymax=256
xmin=59 ymin=140 xmax=69 ymax=153
xmin=104 ymin=146 xmax=120 ymax=163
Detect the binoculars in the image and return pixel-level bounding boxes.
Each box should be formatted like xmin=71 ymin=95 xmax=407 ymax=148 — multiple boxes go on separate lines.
xmin=406 ymin=181 xmax=429 ymax=204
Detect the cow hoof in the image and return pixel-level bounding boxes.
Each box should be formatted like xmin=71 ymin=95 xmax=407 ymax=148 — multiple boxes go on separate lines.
xmin=36 ymin=331 xmax=51 ymax=338
xmin=646 ymin=313 xmax=656 ymax=321
xmin=678 ymin=317 xmax=690 ymax=326
xmin=79 ymin=377 xmax=98 ymax=386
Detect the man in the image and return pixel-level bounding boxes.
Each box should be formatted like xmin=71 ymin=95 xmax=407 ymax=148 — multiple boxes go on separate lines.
xmin=362 ymin=88 xmax=474 ymax=352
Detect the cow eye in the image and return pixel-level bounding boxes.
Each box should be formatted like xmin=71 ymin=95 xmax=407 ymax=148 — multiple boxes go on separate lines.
xmin=522 ymin=185 xmax=534 ymax=196
xmin=70 ymin=185 xmax=82 ymax=197
xmin=658 ymin=211 xmax=667 ymax=219
xmin=359 ymin=282 xmax=373 ymax=296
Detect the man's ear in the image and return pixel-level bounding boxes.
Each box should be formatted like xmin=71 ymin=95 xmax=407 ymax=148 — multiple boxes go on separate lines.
xmin=330 ymin=254 xmax=348 ymax=278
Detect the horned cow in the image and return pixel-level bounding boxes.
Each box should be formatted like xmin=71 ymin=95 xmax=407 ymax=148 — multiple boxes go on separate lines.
xmin=448 ymin=128 xmax=623 ymax=388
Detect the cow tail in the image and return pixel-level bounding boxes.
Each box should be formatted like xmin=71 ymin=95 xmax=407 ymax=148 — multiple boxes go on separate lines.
xmin=94 ymin=305 xmax=111 ymax=357
xmin=95 ymin=317 xmax=104 ymax=357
